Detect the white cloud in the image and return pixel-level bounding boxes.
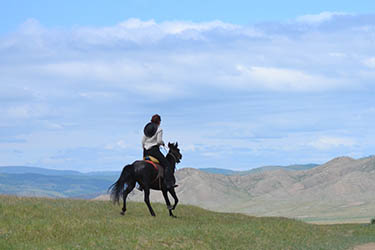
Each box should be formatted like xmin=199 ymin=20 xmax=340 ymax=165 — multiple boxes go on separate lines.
xmin=79 ymin=92 xmax=115 ymax=99
xmin=2 ymin=16 xmax=373 ymax=96
xmin=105 ymin=140 xmax=130 ymax=150
xmin=296 ymin=12 xmax=349 ymax=25
xmin=3 ymin=104 xmax=50 ymax=119
xmin=156 ymin=19 xmax=239 ymax=34
xmin=329 ymin=52 xmax=346 ymax=58
xmin=34 ymin=60 xmax=185 ymax=97
xmin=39 ymin=61 xmax=139 ymax=81
xmin=109 ymin=18 xmax=239 ymax=35
xmin=1 ymin=15 xmax=375 ymax=169
xmin=228 ymin=65 xmax=342 ymax=91
xmin=19 ymin=18 xmax=45 ymax=34
xmin=118 ymin=18 xmax=156 ymax=29
xmin=70 ymin=18 xmax=242 ymax=45
xmin=309 ymin=137 xmax=357 ymax=150
xmin=363 ymin=57 xmax=375 ymax=68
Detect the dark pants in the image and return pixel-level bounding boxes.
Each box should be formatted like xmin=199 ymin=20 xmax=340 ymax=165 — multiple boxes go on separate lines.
xmin=144 ymin=146 xmax=175 ymax=187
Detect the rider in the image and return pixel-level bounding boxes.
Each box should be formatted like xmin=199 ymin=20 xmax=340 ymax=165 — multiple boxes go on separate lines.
xmin=142 ymin=114 xmax=176 ymax=189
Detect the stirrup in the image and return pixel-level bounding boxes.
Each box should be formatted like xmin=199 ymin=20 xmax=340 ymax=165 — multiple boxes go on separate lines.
xmin=166 ymin=184 xmax=178 ymax=189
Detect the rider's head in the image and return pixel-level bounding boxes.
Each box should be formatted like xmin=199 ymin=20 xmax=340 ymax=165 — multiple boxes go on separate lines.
xmin=151 ymin=114 xmax=161 ymax=125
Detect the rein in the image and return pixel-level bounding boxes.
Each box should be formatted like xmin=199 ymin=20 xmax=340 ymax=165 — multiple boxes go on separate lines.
xmin=162 ymin=145 xmax=178 ymax=164
xmin=167 ymin=152 xmax=177 ymax=164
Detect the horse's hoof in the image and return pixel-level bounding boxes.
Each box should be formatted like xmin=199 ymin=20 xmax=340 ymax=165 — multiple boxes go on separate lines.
xmin=120 ymin=211 xmax=125 ymax=216
xmin=170 ymin=215 xmax=177 ymax=218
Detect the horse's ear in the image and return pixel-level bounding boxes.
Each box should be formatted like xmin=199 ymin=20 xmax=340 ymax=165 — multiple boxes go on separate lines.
xmin=168 ymin=142 xmax=172 ymax=148
xmin=176 ymin=142 xmax=178 ymax=147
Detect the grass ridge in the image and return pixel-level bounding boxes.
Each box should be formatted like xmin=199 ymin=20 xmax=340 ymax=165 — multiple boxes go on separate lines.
xmin=0 ymin=195 xmax=374 ymax=249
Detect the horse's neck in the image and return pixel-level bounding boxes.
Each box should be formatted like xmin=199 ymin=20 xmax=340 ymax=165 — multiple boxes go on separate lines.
xmin=166 ymin=154 xmax=176 ymax=167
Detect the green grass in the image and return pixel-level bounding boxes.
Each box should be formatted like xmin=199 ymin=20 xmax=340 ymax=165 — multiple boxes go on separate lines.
xmin=0 ymin=195 xmax=374 ymax=250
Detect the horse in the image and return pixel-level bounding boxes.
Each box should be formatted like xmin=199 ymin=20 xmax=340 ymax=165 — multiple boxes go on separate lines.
xmin=108 ymin=142 xmax=182 ymax=217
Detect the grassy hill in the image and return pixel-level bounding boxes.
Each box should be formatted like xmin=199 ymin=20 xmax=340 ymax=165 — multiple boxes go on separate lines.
xmin=1 ymin=195 xmax=375 ymax=250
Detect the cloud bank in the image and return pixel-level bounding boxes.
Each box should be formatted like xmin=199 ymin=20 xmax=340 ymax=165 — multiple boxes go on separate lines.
xmin=1 ymin=13 xmax=375 ymax=170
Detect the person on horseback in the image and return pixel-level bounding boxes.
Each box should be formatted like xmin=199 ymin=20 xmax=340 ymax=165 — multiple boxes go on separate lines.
xmin=142 ymin=114 xmax=176 ymax=189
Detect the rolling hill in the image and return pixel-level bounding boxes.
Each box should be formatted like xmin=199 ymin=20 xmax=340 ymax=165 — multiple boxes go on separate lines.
xmin=97 ymin=156 xmax=375 ymax=223
xmin=2 ymin=156 xmax=375 ymax=223
xmin=0 ymin=173 xmax=115 ymax=198
xmin=0 ymin=167 xmax=119 ymax=198
xmin=0 ymin=166 xmax=82 ymax=175
xmin=199 ymin=164 xmax=318 ymax=175
xmin=0 ymin=166 xmax=120 ymax=176
xmin=1 ymin=195 xmax=374 ymax=250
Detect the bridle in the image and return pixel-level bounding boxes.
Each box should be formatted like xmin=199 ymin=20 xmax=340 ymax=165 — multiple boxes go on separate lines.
xmin=167 ymin=151 xmax=178 ymax=164
xmin=162 ymin=145 xmax=180 ymax=165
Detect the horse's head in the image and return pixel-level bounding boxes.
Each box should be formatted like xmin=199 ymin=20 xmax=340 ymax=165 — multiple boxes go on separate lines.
xmin=168 ymin=142 xmax=182 ymax=163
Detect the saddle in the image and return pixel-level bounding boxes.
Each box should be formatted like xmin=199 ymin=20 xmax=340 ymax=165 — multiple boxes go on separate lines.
xmin=143 ymin=155 xmax=164 ymax=178
xmin=144 ymin=155 xmax=159 ymax=164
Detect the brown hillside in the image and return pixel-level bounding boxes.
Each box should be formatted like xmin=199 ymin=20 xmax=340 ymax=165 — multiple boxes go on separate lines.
xmin=97 ymin=156 xmax=375 ymax=223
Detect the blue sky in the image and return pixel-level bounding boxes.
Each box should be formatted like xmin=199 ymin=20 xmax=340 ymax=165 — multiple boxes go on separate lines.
xmin=1 ymin=1 xmax=375 ymax=171
xmin=2 ymin=0 xmax=375 ymax=33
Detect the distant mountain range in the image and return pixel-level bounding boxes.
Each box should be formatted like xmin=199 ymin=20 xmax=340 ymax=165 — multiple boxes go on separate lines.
xmin=0 ymin=164 xmax=318 ymax=177
xmin=0 ymin=166 xmax=119 ymax=199
xmin=0 ymin=166 xmax=120 ymax=176
xmin=0 ymin=164 xmax=317 ymax=199
xmin=199 ymin=164 xmax=318 ymax=175
xmin=2 ymin=157 xmax=375 ymax=223
xmin=97 ymin=156 xmax=375 ymax=223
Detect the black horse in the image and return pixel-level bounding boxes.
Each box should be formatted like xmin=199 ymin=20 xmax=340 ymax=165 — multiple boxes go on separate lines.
xmin=108 ymin=142 xmax=182 ymax=217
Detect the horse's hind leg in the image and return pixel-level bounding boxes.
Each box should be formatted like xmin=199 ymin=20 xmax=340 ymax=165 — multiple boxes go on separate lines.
xmin=143 ymin=187 xmax=156 ymax=216
xmin=162 ymin=189 xmax=175 ymax=217
xmin=168 ymin=188 xmax=179 ymax=210
xmin=121 ymin=182 xmax=135 ymax=215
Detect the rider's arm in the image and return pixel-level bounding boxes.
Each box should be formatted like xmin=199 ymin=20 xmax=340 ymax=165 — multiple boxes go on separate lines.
xmin=142 ymin=135 xmax=146 ymax=149
xmin=156 ymin=129 xmax=165 ymax=146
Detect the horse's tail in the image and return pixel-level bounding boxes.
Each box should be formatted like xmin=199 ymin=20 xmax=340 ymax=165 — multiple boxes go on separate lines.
xmin=108 ymin=164 xmax=134 ymax=204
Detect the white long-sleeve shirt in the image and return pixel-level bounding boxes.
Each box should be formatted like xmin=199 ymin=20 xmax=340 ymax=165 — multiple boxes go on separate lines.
xmin=142 ymin=126 xmax=165 ymax=150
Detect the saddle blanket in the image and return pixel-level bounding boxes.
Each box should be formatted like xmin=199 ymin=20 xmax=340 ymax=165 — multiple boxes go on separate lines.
xmin=144 ymin=160 xmax=164 ymax=178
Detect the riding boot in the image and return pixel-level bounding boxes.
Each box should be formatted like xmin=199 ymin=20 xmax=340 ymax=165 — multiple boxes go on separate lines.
xmin=136 ymin=182 xmax=143 ymax=191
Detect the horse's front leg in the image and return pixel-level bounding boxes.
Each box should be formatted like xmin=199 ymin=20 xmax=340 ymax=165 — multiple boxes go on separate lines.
xmin=168 ymin=188 xmax=179 ymax=210
xmin=121 ymin=182 xmax=135 ymax=215
xmin=143 ymin=187 xmax=156 ymax=216
xmin=162 ymin=189 xmax=176 ymax=217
